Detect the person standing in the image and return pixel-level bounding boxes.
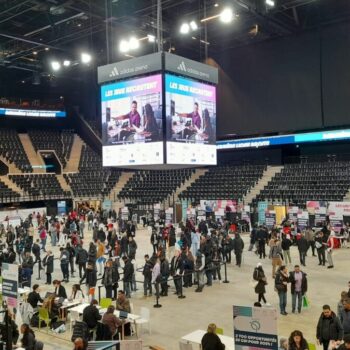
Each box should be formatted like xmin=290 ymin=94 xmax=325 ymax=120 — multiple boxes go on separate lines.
xmin=289 ymin=265 xmax=307 ymax=314
xmin=253 ymin=262 xmax=268 ymax=305
xmin=122 ymin=256 xmax=133 ymax=298
xmin=102 ymin=259 xmax=119 ymax=299
xmin=150 ymin=228 xmax=159 ymax=254
xmin=80 ymin=264 xmax=97 ymax=300
xmin=297 ymin=234 xmax=308 ymax=267
xmin=305 ymin=227 xmax=316 ymax=257
xmin=232 ymin=233 xmax=244 ymax=267
xmin=282 ymin=235 xmax=292 ymax=265
xmin=327 ymin=231 xmax=336 ymax=269
xmin=152 ymin=257 xmax=161 ymax=299
xmin=42 ymin=250 xmax=54 ymax=285
xmin=160 ymin=256 xmax=169 ymax=296
xmin=76 ymin=244 xmax=88 ymax=279
xmin=315 ymin=231 xmax=327 ymax=266
xmin=316 ymin=305 xmax=343 ymax=350
xmin=39 ymin=226 xmax=47 ymax=252
xmin=142 ymin=254 xmax=153 ymax=297
xmin=275 ymin=265 xmax=289 ymax=315
xmin=270 ymin=239 xmax=283 ymax=279
xmin=170 ymin=250 xmax=184 ymax=298
xmin=195 ymin=250 xmax=205 ymax=293
xmin=59 ymin=247 xmax=70 ymax=283
xmin=31 ymin=239 xmax=42 ymax=271
xmin=257 ymin=226 xmax=268 ymax=259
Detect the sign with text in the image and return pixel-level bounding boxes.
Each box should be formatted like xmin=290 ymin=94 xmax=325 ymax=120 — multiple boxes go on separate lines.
xmin=2 ymin=263 xmax=18 ymax=313
xmin=233 ymin=305 xmax=278 ymax=350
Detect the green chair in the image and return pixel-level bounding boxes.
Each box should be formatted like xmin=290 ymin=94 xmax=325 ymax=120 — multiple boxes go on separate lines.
xmin=99 ymin=298 xmax=112 ymax=309
xmin=215 ymin=327 xmax=224 ymax=335
xmin=308 ymin=343 xmax=316 ymax=350
xmin=38 ymin=307 xmax=50 ymax=333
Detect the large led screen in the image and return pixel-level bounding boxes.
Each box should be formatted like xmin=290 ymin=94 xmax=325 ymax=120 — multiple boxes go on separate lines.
xmin=165 ymin=74 xmax=217 ymax=165
xmin=101 ymin=74 xmax=163 ymax=166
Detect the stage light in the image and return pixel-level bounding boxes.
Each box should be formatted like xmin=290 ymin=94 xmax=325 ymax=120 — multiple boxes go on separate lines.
xmin=63 ymin=60 xmax=71 ymax=67
xmin=81 ymin=52 xmax=92 ymax=64
xmin=147 ymin=34 xmax=156 ymax=43
xmin=190 ymin=21 xmax=198 ymax=31
xmin=129 ymin=37 xmax=140 ymax=50
xmin=220 ymin=8 xmax=234 ymax=23
xmin=119 ymin=40 xmax=130 ymax=53
xmin=51 ymin=61 xmax=61 ymax=71
xmin=180 ymin=23 xmax=190 ymax=34
xmin=266 ymin=0 xmax=275 ymax=6
xmin=33 ymin=51 xmax=38 ymax=55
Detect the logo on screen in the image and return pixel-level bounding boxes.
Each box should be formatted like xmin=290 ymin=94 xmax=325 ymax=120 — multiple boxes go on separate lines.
xmin=177 ymin=61 xmax=187 ymax=72
xmin=109 ymin=67 xmax=120 ymax=78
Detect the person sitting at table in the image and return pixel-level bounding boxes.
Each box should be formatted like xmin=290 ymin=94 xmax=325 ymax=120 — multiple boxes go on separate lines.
xmin=69 ymin=284 xmax=85 ymax=302
xmin=27 ymin=284 xmax=43 ymax=309
xmin=43 ymin=294 xmax=59 ymax=326
xmin=102 ymin=305 xmax=122 ymax=339
xmin=53 ymin=279 xmax=67 ymax=299
xmin=116 ymin=290 xmax=131 ymax=313
xmin=18 ymin=323 xmax=36 ymax=350
xmin=2 ymin=311 xmax=19 ymax=346
xmin=73 ymin=337 xmax=88 ymax=350
xmin=201 ymin=323 xmax=225 ymax=350
xmin=82 ymin=299 xmax=102 ymax=333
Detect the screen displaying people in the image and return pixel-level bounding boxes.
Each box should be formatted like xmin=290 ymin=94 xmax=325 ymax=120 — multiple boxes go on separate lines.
xmin=101 ymin=74 xmax=164 ymax=166
xmin=165 ymin=74 xmax=217 ymax=165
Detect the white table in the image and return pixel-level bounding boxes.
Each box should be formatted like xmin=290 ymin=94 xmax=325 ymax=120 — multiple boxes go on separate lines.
xmin=69 ymin=302 xmax=91 ymax=314
xmin=181 ymin=329 xmax=234 ymax=350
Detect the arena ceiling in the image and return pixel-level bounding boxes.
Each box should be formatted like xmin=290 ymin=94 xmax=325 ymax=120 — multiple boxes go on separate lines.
xmin=0 ymin=0 xmax=349 ymax=81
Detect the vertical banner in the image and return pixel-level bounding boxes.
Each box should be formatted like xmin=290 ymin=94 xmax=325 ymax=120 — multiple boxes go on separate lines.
xmin=196 ymin=208 xmax=206 ymax=224
xmin=265 ymin=211 xmax=276 ymax=229
xmin=154 ymin=203 xmax=161 ymax=221
xmin=327 ymin=202 xmax=350 ymax=232
xmin=288 ymin=206 xmax=299 ymax=223
xmin=181 ymin=200 xmax=188 ymax=222
xmin=121 ymin=207 xmax=129 ymax=221
xmin=215 ymin=208 xmax=225 ymax=223
xmin=2 ymin=263 xmax=18 ymax=314
xmin=274 ymin=206 xmax=286 ymax=225
xmin=233 ymin=305 xmax=278 ymax=350
xmin=297 ymin=210 xmax=309 ymax=230
xmin=165 ymin=208 xmax=174 ymax=225
xmin=102 ymin=200 xmax=113 ymax=211
xmin=186 ymin=208 xmax=196 ymax=221
xmin=258 ymin=201 xmax=268 ymax=225
xmin=307 ymin=201 xmax=327 ymax=225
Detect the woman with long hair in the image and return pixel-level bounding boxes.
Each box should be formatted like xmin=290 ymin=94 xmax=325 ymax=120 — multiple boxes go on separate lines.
xmin=288 ymin=330 xmax=309 ymax=350
xmin=20 ymin=324 xmax=36 ymax=350
xmin=253 ymin=262 xmax=268 ymax=304
xmin=143 ymin=103 xmax=159 ymax=141
xmin=70 ymin=284 xmax=85 ymax=302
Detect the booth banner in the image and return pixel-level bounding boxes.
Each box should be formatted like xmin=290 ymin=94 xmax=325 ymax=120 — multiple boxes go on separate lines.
xmin=165 ymin=208 xmax=174 ymax=225
xmin=233 ymin=305 xmax=278 ymax=350
xmin=288 ymin=206 xmax=299 ymax=223
xmin=2 ymin=263 xmax=18 ymax=313
xmin=242 ymin=205 xmax=251 ymax=223
xmin=153 ymin=203 xmax=161 ymax=221
xmin=297 ymin=210 xmax=309 ymax=230
xmin=328 ymin=202 xmax=350 ymax=232
xmin=186 ymin=208 xmax=196 ymax=221
xmin=102 ymin=200 xmax=113 ymax=211
xmin=274 ymin=206 xmax=286 ymax=225
xmin=196 ymin=209 xmax=206 ymax=223
xmin=265 ymin=211 xmax=276 ymax=228
xmin=329 ymin=217 xmax=343 ymax=233
xmin=57 ymin=200 xmax=67 ymax=215
xmin=307 ymin=201 xmax=327 ymax=225
xmin=121 ymin=207 xmax=129 ymax=221
xmin=258 ymin=201 xmax=268 ymax=224
xmin=181 ymin=201 xmax=188 ymax=222
xmin=215 ymin=208 xmax=225 ymax=223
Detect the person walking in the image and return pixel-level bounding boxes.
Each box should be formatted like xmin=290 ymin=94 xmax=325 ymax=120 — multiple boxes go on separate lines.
xmin=275 ymin=265 xmax=289 ymax=315
xmin=289 ymin=265 xmax=307 ymax=314
xmin=233 ymin=233 xmax=244 ymax=267
xmin=76 ymin=244 xmax=88 ymax=279
xmin=316 ymin=305 xmax=343 ymax=350
xmin=253 ymin=262 xmax=268 ymax=305
xmin=288 ymin=330 xmax=309 ymax=350
xmin=297 ymin=234 xmax=308 ymax=267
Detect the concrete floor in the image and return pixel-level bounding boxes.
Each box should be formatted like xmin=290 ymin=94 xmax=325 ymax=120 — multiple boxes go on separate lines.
xmin=29 ymin=227 xmax=349 ymax=350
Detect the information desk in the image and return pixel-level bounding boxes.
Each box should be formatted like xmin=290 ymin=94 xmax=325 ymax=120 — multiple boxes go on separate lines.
xmin=181 ymin=329 xmax=234 ymax=350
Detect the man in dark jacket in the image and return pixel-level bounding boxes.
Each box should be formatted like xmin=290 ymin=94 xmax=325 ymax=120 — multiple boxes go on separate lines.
xmin=341 ymin=299 xmax=350 ymax=338
xmin=170 ymin=251 xmax=185 ymax=298
xmin=232 ymin=233 xmax=244 ymax=267
xmin=289 ymin=265 xmax=307 ymax=314
xmin=122 ymin=256 xmax=134 ymax=298
xmin=76 ymin=245 xmax=88 ymax=279
xmin=256 ymin=226 xmax=268 ymax=259
xmin=317 ymin=305 xmax=343 ymax=350
xmin=42 ymin=250 xmax=54 ymax=285
xmin=27 ymin=284 xmax=43 ymax=309
xmin=142 ymin=254 xmax=153 ymax=297
xmin=31 ymin=239 xmax=42 ymax=270
xmin=297 ymin=233 xmax=308 ymax=266
xmin=83 ymin=300 xmax=102 ymax=330
xmin=160 ymin=256 xmax=170 ymax=296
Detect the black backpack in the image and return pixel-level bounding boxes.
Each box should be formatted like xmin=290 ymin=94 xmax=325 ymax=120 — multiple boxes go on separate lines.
xmin=71 ymin=321 xmax=89 ymax=342
xmin=253 ymin=268 xmax=259 ymax=281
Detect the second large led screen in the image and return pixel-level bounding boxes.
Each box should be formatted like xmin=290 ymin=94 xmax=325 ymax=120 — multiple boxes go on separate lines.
xmin=101 ymin=74 xmax=163 ymax=166
xmin=165 ymin=74 xmax=217 ymax=165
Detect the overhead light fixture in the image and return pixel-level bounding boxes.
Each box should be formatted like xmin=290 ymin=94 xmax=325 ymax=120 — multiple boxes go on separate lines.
xmin=220 ymin=8 xmax=234 ymax=23
xmin=63 ymin=60 xmax=71 ymax=67
xmin=147 ymin=34 xmax=156 ymax=43
xmin=51 ymin=61 xmax=61 ymax=71
xmin=266 ymin=0 xmax=275 ymax=6
xmin=81 ymin=52 xmax=92 ymax=64
xmin=214 ymin=3 xmax=219 ymax=7
xmin=119 ymin=40 xmax=130 ymax=53
xmin=190 ymin=21 xmax=198 ymax=31
xmin=180 ymin=23 xmax=190 ymax=34
xmin=45 ymin=47 xmax=49 ymax=51
xmin=129 ymin=37 xmax=140 ymax=50
xmin=33 ymin=51 xmax=38 ymax=55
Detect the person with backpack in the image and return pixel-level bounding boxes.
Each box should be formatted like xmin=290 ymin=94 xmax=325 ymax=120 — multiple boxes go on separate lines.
xmin=253 ymin=262 xmax=268 ymax=305
xmin=60 ymin=247 xmax=70 ymax=283
xmin=76 ymin=245 xmax=88 ymax=279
